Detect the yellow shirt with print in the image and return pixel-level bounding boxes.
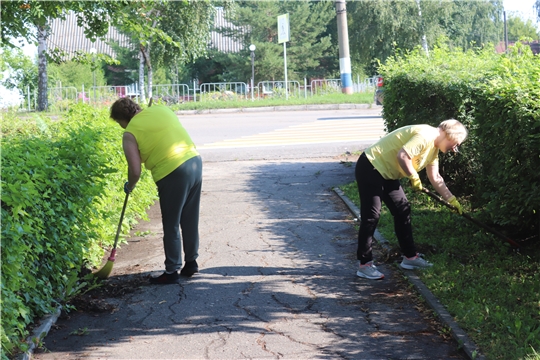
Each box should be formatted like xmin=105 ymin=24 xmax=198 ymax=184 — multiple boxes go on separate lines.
xmin=126 ymin=104 xmax=199 ymax=182
xmin=364 ymin=125 xmax=440 ymax=180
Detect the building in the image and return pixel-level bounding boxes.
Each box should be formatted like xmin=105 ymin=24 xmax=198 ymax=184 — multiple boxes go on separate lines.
xmin=47 ymin=7 xmax=246 ymax=59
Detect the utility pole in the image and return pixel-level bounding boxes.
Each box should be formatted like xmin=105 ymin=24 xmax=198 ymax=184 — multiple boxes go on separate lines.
xmin=335 ymin=0 xmax=352 ymax=94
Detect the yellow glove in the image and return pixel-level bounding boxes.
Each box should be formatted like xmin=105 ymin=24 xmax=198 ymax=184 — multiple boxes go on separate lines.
xmin=447 ymin=196 xmax=462 ymax=215
xmin=408 ymin=174 xmax=422 ymax=191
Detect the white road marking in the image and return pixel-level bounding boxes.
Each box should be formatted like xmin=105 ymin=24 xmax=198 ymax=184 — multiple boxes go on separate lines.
xmin=198 ymin=119 xmax=386 ymax=149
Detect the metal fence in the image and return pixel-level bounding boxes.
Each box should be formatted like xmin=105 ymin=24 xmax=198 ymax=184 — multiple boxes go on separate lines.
xmin=17 ymin=76 xmax=378 ymax=112
xmin=152 ymin=84 xmax=191 ymax=104
xmin=257 ymin=80 xmax=302 ymax=99
xmin=199 ymin=82 xmax=249 ymax=101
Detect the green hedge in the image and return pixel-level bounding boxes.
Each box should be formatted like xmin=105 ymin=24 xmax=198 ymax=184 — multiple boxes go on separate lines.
xmin=378 ymin=41 xmax=539 ymax=239
xmin=0 ymin=104 xmax=157 ymax=358
xmin=473 ymin=46 xmax=540 ymax=236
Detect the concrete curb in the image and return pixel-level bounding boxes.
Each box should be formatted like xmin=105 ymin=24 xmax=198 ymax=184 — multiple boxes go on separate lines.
xmin=176 ymin=103 xmax=377 ymax=115
xmin=20 ymin=306 xmax=62 ymax=360
xmin=332 ymin=187 xmax=485 ymax=360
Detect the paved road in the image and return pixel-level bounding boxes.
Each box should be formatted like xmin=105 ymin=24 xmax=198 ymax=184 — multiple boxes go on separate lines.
xmin=179 ymin=107 xmax=385 ymax=162
xmin=34 ymin=156 xmax=465 ymax=359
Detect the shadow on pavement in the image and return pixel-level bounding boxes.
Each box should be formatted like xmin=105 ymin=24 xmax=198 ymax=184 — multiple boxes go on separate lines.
xmin=35 ymin=159 xmax=465 ymax=359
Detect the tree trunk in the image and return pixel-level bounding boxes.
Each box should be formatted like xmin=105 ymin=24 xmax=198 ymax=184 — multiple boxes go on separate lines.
xmin=138 ymin=48 xmax=146 ymax=104
xmin=37 ymin=22 xmax=48 ymax=111
xmin=140 ymin=43 xmax=153 ymax=101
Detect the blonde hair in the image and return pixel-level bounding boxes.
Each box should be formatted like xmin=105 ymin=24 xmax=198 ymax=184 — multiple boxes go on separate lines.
xmin=439 ymin=119 xmax=468 ymax=144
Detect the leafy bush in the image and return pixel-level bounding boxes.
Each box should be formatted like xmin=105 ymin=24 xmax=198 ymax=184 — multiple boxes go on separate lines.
xmin=378 ymin=40 xmax=539 ymax=239
xmin=0 ymin=104 xmax=157 ymax=358
xmin=472 ymin=43 xmax=540 ymax=237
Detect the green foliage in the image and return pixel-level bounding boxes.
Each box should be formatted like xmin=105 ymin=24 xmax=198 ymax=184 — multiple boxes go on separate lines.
xmin=0 ymin=104 xmax=157 ymax=357
xmin=378 ymin=41 xmax=498 ymax=193
xmin=48 ymin=61 xmax=106 ymax=89
xmin=347 ymin=0 xmax=504 ymax=75
xmin=378 ymin=40 xmax=539 ymax=238
xmin=165 ymin=92 xmax=375 ymax=111
xmin=339 ymin=182 xmax=540 ymax=359
xmin=507 ymin=16 xmax=540 ymax=42
xmin=190 ymin=0 xmax=337 ymax=83
xmin=0 ymin=47 xmax=38 ymax=97
xmin=472 ymin=43 xmax=540 ymax=237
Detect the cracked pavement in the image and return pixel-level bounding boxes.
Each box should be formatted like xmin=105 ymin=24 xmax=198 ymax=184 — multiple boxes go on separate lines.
xmin=34 ymin=158 xmax=465 ymax=359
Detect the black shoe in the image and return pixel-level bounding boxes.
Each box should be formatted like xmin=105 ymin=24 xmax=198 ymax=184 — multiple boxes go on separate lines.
xmin=149 ymin=271 xmax=179 ymax=284
xmin=180 ymin=260 xmax=199 ymax=277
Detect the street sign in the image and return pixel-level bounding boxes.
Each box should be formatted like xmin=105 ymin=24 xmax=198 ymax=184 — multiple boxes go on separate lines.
xmin=278 ymin=14 xmax=289 ymax=44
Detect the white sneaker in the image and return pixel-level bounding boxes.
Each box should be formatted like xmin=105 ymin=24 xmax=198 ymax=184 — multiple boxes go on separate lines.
xmin=400 ymin=253 xmax=433 ymax=270
xmin=356 ymin=261 xmax=384 ymax=280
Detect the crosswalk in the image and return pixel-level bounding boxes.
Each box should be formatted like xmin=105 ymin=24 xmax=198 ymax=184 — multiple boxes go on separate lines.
xmin=197 ymin=119 xmax=386 ymax=149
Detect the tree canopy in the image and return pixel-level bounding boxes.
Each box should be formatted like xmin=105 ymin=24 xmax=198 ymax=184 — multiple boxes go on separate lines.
xmin=1 ymin=1 xmax=129 ymax=48
xmin=347 ymin=0 xmax=505 ymax=74
xmin=188 ymin=0 xmax=337 ymax=84
xmin=507 ymin=16 xmax=540 ymax=41
xmin=1 ymin=0 xmax=220 ymax=109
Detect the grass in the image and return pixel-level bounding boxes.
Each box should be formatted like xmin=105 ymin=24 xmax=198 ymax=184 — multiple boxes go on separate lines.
xmin=167 ymin=92 xmax=375 ymax=111
xmin=4 ymin=91 xmax=376 ymax=115
xmin=339 ymin=180 xmax=540 ymax=360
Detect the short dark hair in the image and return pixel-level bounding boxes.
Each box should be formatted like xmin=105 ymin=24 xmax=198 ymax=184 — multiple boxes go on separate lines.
xmin=110 ymin=98 xmax=142 ymax=123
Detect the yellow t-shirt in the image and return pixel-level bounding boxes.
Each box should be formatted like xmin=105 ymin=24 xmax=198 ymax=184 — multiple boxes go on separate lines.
xmin=126 ymin=105 xmax=199 ymax=182
xmin=364 ymin=125 xmax=439 ymax=180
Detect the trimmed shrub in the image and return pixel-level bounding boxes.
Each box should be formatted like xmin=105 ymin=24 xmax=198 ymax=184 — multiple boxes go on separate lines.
xmin=1 ymin=104 xmax=157 ymax=358
xmin=378 ymin=40 xmax=539 ymax=239
xmin=473 ymin=43 xmax=540 ymax=237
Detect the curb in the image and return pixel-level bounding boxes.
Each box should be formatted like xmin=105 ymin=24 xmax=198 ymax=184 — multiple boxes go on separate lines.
xmin=332 ymin=187 xmax=485 ymax=360
xmin=176 ymin=103 xmax=378 ymax=115
xmin=19 ymin=306 xmax=62 ymax=360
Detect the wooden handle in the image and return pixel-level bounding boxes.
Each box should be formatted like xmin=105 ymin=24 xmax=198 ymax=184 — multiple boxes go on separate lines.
xmin=421 ymin=188 xmax=520 ymax=248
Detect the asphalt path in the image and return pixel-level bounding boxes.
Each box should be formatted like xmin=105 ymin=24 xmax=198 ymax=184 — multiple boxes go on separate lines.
xmin=32 ymin=107 xmax=468 ymax=360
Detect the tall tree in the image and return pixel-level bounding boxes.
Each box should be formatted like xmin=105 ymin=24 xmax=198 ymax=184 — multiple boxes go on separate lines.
xmin=0 ymin=48 xmax=38 ymax=98
xmin=190 ymin=1 xmax=337 ymax=84
xmin=507 ymin=16 xmax=540 ymax=41
xmin=1 ymin=1 xmax=128 ymax=110
xmin=123 ymin=1 xmax=216 ymax=102
xmin=347 ymin=0 xmax=504 ymax=75
xmin=1 ymin=1 xmax=216 ymax=110
xmin=347 ymin=0 xmax=423 ymax=74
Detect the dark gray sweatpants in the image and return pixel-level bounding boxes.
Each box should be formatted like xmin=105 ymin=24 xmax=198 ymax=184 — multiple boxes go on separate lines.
xmin=156 ymin=155 xmax=202 ymax=273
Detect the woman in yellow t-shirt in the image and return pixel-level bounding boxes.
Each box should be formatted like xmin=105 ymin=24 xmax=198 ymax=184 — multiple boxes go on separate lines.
xmin=355 ymin=119 xmax=468 ymax=280
xmin=110 ymin=98 xmax=202 ymax=284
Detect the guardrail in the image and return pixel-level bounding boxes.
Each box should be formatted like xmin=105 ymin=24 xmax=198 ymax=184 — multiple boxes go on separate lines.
xmin=152 ymin=84 xmax=191 ymax=104
xmin=199 ymin=82 xmax=249 ymax=101
xmin=18 ymin=77 xmax=378 ymax=112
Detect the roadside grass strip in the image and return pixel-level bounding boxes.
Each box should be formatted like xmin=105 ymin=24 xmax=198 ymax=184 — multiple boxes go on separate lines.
xmin=339 ymin=181 xmax=540 ymax=360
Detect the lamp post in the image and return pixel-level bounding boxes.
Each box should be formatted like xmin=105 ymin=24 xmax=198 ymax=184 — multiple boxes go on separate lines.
xmin=90 ymin=47 xmax=97 ymax=103
xmin=249 ymin=44 xmax=256 ymax=101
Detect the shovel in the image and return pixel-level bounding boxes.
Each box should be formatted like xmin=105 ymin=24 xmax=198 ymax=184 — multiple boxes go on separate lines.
xmin=94 ymin=192 xmax=129 ymax=279
xmin=421 ymin=188 xmax=520 ymax=249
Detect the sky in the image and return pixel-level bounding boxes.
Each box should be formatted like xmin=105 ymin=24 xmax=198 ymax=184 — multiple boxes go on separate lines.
xmin=1 ymin=0 xmax=539 ymax=108
xmin=504 ymin=0 xmax=539 ymax=25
